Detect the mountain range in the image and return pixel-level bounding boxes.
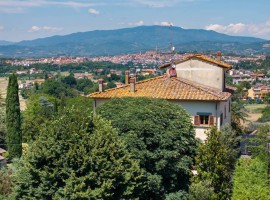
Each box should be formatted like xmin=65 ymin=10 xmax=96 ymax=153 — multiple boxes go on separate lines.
xmin=0 ymin=26 xmax=269 ymax=57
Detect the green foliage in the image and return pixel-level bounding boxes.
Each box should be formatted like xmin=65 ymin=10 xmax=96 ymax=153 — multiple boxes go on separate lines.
xmin=188 ymin=181 xmax=216 ymax=200
xmin=257 ymin=106 xmax=270 ymax=122
xmin=225 ymin=74 xmax=233 ymax=86
xmin=65 ymin=96 xmax=93 ymax=111
xmin=5 ymin=74 xmax=22 ymax=159
xmin=165 ymin=190 xmax=188 ymax=200
xmin=232 ymin=156 xmax=270 ymax=200
xmin=61 ymin=74 xmax=77 ymax=87
xmin=244 ymin=125 xmax=270 ymax=157
xmin=0 ymin=168 xmax=13 ymax=198
xmin=107 ymin=82 xmax=116 ymax=89
xmin=41 ymin=78 xmax=78 ymax=98
xmin=0 ymin=106 xmax=6 ymax=147
xmin=22 ymin=94 xmax=57 ymax=142
xmin=194 ymin=126 xmax=239 ymax=200
xmin=0 ymin=92 xmax=5 ymax=146
xmin=264 ymin=92 xmax=270 ymax=104
xmin=76 ymin=78 xmax=93 ymax=92
xmin=83 ymin=84 xmax=98 ymax=95
xmin=239 ymin=81 xmax=251 ymax=90
xmin=97 ymin=97 xmax=197 ymax=199
xmin=231 ymin=101 xmax=247 ymax=133
xmin=15 ymin=108 xmax=144 ymax=199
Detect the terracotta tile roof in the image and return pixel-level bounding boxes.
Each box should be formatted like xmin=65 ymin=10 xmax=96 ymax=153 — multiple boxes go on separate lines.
xmin=89 ymin=75 xmax=231 ymax=101
xmin=159 ymin=54 xmax=231 ymax=69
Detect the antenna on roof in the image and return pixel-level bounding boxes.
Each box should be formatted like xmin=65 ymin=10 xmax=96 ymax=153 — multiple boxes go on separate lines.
xmin=169 ymin=23 xmax=175 ymax=53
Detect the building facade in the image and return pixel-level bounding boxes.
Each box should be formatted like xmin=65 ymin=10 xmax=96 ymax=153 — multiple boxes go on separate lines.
xmin=89 ymin=53 xmax=232 ymax=140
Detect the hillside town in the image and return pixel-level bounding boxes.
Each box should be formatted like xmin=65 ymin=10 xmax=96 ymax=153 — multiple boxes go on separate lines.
xmin=0 ymin=0 xmax=270 ymax=199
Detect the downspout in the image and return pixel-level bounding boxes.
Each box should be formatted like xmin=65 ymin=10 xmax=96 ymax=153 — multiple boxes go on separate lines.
xmin=93 ymin=99 xmax=97 ymax=114
xmin=215 ymin=101 xmax=218 ymax=128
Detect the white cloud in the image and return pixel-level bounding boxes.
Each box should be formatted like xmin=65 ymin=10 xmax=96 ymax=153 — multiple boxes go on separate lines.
xmin=28 ymin=26 xmax=63 ymax=33
xmin=160 ymin=22 xmax=173 ymax=26
xmin=0 ymin=26 xmax=4 ymax=31
xmin=205 ymin=20 xmax=270 ymax=39
xmin=128 ymin=20 xmax=144 ymax=26
xmin=88 ymin=8 xmax=100 ymax=15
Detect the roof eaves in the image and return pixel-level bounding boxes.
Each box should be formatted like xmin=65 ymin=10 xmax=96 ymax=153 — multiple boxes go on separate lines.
xmin=173 ymin=77 xmax=231 ymax=100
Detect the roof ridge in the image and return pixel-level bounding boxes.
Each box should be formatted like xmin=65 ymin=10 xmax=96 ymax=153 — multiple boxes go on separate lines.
xmin=89 ymin=75 xmax=166 ymax=97
xmin=159 ymin=53 xmax=231 ymax=69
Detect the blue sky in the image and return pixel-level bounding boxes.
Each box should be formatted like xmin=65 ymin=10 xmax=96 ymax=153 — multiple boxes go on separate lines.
xmin=0 ymin=0 xmax=270 ymax=42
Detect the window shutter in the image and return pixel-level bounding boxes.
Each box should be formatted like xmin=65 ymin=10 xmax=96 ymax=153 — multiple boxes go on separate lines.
xmin=209 ymin=115 xmax=214 ymax=125
xmin=194 ymin=115 xmax=200 ymax=126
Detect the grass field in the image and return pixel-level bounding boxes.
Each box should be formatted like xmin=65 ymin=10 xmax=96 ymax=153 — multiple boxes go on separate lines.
xmin=244 ymin=104 xmax=266 ymax=112
xmin=244 ymin=104 xmax=267 ymax=125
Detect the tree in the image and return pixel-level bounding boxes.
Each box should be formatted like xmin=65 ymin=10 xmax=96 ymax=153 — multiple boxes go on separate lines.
xmin=194 ymin=126 xmax=238 ymax=200
xmin=188 ymin=180 xmax=216 ymax=200
xmin=264 ymin=92 xmax=270 ymax=104
xmin=0 ymin=168 xmax=13 ymax=199
xmin=97 ymin=97 xmax=197 ymax=199
xmin=22 ymin=94 xmax=57 ymax=142
xmin=5 ymin=74 xmax=22 ymax=159
xmin=231 ymin=101 xmax=247 ymax=133
xmin=65 ymin=96 xmax=93 ymax=111
xmin=107 ymin=82 xmax=116 ymax=89
xmin=0 ymin=107 xmax=6 ymax=148
xmin=15 ymin=108 xmax=144 ymax=199
xmin=61 ymin=74 xmax=77 ymax=87
xmin=76 ymin=78 xmax=93 ymax=92
xmin=0 ymin=92 xmax=6 ymax=147
xmin=232 ymin=157 xmax=270 ymax=200
xmin=257 ymin=106 xmax=270 ymax=122
xmin=41 ymin=78 xmax=77 ymax=98
xmin=239 ymin=81 xmax=251 ymax=90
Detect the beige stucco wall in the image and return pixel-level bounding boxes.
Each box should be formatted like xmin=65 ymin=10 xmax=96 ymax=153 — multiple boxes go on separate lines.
xmin=170 ymin=59 xmax=225 ymax=90
xmin=217 ymin=97 xmax=232 ymax=130
xmin=169 ymin=100 xmax=217 ymax=140
xmin=169 ymin=99 xmax=231 ymax=140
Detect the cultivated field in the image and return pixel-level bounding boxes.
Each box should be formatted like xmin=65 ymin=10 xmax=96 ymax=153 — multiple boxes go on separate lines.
xmin=0 ymin=77 xmax=27 ymax=110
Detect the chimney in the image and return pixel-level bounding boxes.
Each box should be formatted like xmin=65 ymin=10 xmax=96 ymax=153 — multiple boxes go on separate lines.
xmin=98 ymin=79 xmax=104 ymax=92
xmin=134 ymin=74 xmax=138 ymax=82
xmin=130 ymin=77 xmax=135 ymax=92
xmin=216 ymin=51 xmax=222 ymax=62
xmin=125 ymin=70 xmax=130 ymax=84
xmin=168 ymin=64 xmax=177 ymax=78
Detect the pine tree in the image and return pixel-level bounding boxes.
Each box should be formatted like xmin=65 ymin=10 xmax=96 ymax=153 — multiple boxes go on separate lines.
xmin=5 ymin=74 xmax=22 ymax=159
xmin=15 ymin=108 xmax=143 ymax=199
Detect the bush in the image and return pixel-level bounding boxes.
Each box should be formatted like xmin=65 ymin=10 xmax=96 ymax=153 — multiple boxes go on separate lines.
xmin=232 ymin=156 xmax=270 ymax=200
xmin=188 ymin=181 xmax=216 ymax=200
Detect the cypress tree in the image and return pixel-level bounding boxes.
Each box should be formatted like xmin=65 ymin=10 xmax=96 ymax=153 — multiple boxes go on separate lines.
xmin=6 ymin=74 xmax=22 ymax=159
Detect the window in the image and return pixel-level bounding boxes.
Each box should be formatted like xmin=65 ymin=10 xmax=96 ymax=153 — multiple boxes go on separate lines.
xmin=200 ymin=115 xmax=209 ymax=125
xmin=194 ymin=112 xmax=214 ymax=126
